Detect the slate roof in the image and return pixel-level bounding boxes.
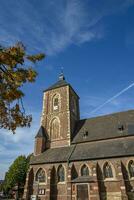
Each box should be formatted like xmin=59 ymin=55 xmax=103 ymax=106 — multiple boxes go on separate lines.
xmin=70 ymin=136 xmax=134 ymax=161
xmin=30 ymin=146 xmax=74 ymax=164
xmin=72 ymin=110 xmax=134 ymax=144
xmin=35 ymin=126 xmax=48 ymax=139
xmin=31 ymin=110 xmax=134 ymax=165
xmin=44 ymin=73 xmax=79 ymax=98
xmin=44 ymin=79 xmax=69 ymax=92
xmin=30 ymin=136 xmax=134 ymax=164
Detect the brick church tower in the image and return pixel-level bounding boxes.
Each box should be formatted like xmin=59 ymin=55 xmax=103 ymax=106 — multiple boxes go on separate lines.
xmin=34 ymin=73 xmax=80 ymax=154
xmin=24 ymin=74 xmax=134 ymax=200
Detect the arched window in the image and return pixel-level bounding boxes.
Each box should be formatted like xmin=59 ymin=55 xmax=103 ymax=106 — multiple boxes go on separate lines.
xmin=54 ymin=98 xmax=58 ymax=110
xmin=35 ymin=168 xmax=46 ymax=183
xmin=81 ymin=164 xmax=89 ymax=176
xmin=53 ymin=94 xmax=60 ymax=111
xmin=50 ymin=118 xmax=60 ymax=140
xmin=57 ymin=165 xmax=65 ymax=182
xmin=103 ymin=162 xmax=113 ymax=179
xmin=128 ymin=160 xmax=134 ymax=178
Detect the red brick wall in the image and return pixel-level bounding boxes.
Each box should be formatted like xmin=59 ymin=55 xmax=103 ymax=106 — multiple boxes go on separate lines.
xmin=24 ymin=157 xmax=134 ymax=200
xmin=34 ymin=138 xmax=46 ymax=156
xmin=41 ymin=85 xmax=79 ymax=148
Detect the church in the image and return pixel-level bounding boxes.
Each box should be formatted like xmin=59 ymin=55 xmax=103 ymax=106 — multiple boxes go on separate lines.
xmin=23 ymin=73 xmax=134 ymax=200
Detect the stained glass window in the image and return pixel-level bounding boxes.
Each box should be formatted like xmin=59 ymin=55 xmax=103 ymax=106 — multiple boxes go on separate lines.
xmin=103 ymin=162 xmax=113 ymax=179
xmin=57 ymin=165 xmax=65 ymax=182
xmin=81 ymin=164 xmax=89 ymax=176
xmin=36 ymin=168 xmax=46 ymax=183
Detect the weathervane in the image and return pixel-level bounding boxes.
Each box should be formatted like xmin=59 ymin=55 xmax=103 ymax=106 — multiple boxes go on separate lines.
xmin=59 ymin=66 xmax=65 ymax=80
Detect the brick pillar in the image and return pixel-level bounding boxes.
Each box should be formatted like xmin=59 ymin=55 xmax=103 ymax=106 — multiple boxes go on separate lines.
xmin=90 ymin=166 xmax=100 ymax=200
xmin=23 ymin=167 xmax=33 ymax=200
xmin=67 ymin=166 xmax=72 ymax=200
xmin=45 ymin=168 xmax=51 ymax=200
xmin=117 ymin=164 xmax=128 ymax=200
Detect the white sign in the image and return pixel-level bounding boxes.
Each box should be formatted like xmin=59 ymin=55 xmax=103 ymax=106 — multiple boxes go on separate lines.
xmin=31 ymin=195 xmax=37 ymax=200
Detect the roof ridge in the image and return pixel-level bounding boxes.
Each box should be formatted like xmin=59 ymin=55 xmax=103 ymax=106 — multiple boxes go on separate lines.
xmin=80 ymin=109 xmax=134 ymax=121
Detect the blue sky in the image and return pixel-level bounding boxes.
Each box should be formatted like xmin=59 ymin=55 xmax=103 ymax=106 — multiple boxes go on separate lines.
xmin=0 ymin=0 xmax=134 ymax=179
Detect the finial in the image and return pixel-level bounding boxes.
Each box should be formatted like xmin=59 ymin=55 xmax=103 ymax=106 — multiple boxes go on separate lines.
xmin=59 ymin=67 xmax=65 ymax=81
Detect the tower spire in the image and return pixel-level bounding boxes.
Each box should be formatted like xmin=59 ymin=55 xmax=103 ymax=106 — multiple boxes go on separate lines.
xmin=59 ymin=67 xmax=65 ymax=81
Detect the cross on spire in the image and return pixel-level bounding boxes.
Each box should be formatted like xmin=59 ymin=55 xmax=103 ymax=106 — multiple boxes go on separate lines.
xmin=59 ymin=67 xmax=65 ymax=80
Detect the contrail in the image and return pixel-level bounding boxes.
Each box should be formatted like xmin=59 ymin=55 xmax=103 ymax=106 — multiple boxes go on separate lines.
xmin=89 ymin=82 xmax=134 ymax=115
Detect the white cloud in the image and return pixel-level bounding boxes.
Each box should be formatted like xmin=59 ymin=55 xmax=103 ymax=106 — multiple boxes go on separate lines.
xmin=0 ymin=0 xmax=134 ymax=55
xmin=0 ymin=111 xmax=40 ymax=179
xmin=0 ymin=164 xmax=9 ymax=179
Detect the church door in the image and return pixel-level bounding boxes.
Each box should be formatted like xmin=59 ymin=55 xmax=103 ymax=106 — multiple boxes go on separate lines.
xmin=77 ymin=184 xmax=89 ymax=200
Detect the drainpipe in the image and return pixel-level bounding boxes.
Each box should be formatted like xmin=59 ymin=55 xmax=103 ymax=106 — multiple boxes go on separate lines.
xmin=67 ymin=144 xmax=77 ymax=166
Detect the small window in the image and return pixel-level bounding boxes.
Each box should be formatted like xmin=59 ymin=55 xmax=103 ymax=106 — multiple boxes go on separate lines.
xmin=103 ymin=162 xmax=113 ymax=179
xmin=39 ymin=189 xmax=45 ymax=195
xmin=81 ymin=164 xmax=89 ymax=176
xmin=36 ymin=168 xmax=46 ymax=183
xmin=53 ymin=98 xmax=59 ymax=110
xmin=57 ymin=165 xmax=65 ymax=182
xmin=118 ymin=124 xmax=124 ymax=131
xmin=128 ymin=160 xmax=134 ymax=178
xmin=83 ymin=131 xmax=88 ymax=138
